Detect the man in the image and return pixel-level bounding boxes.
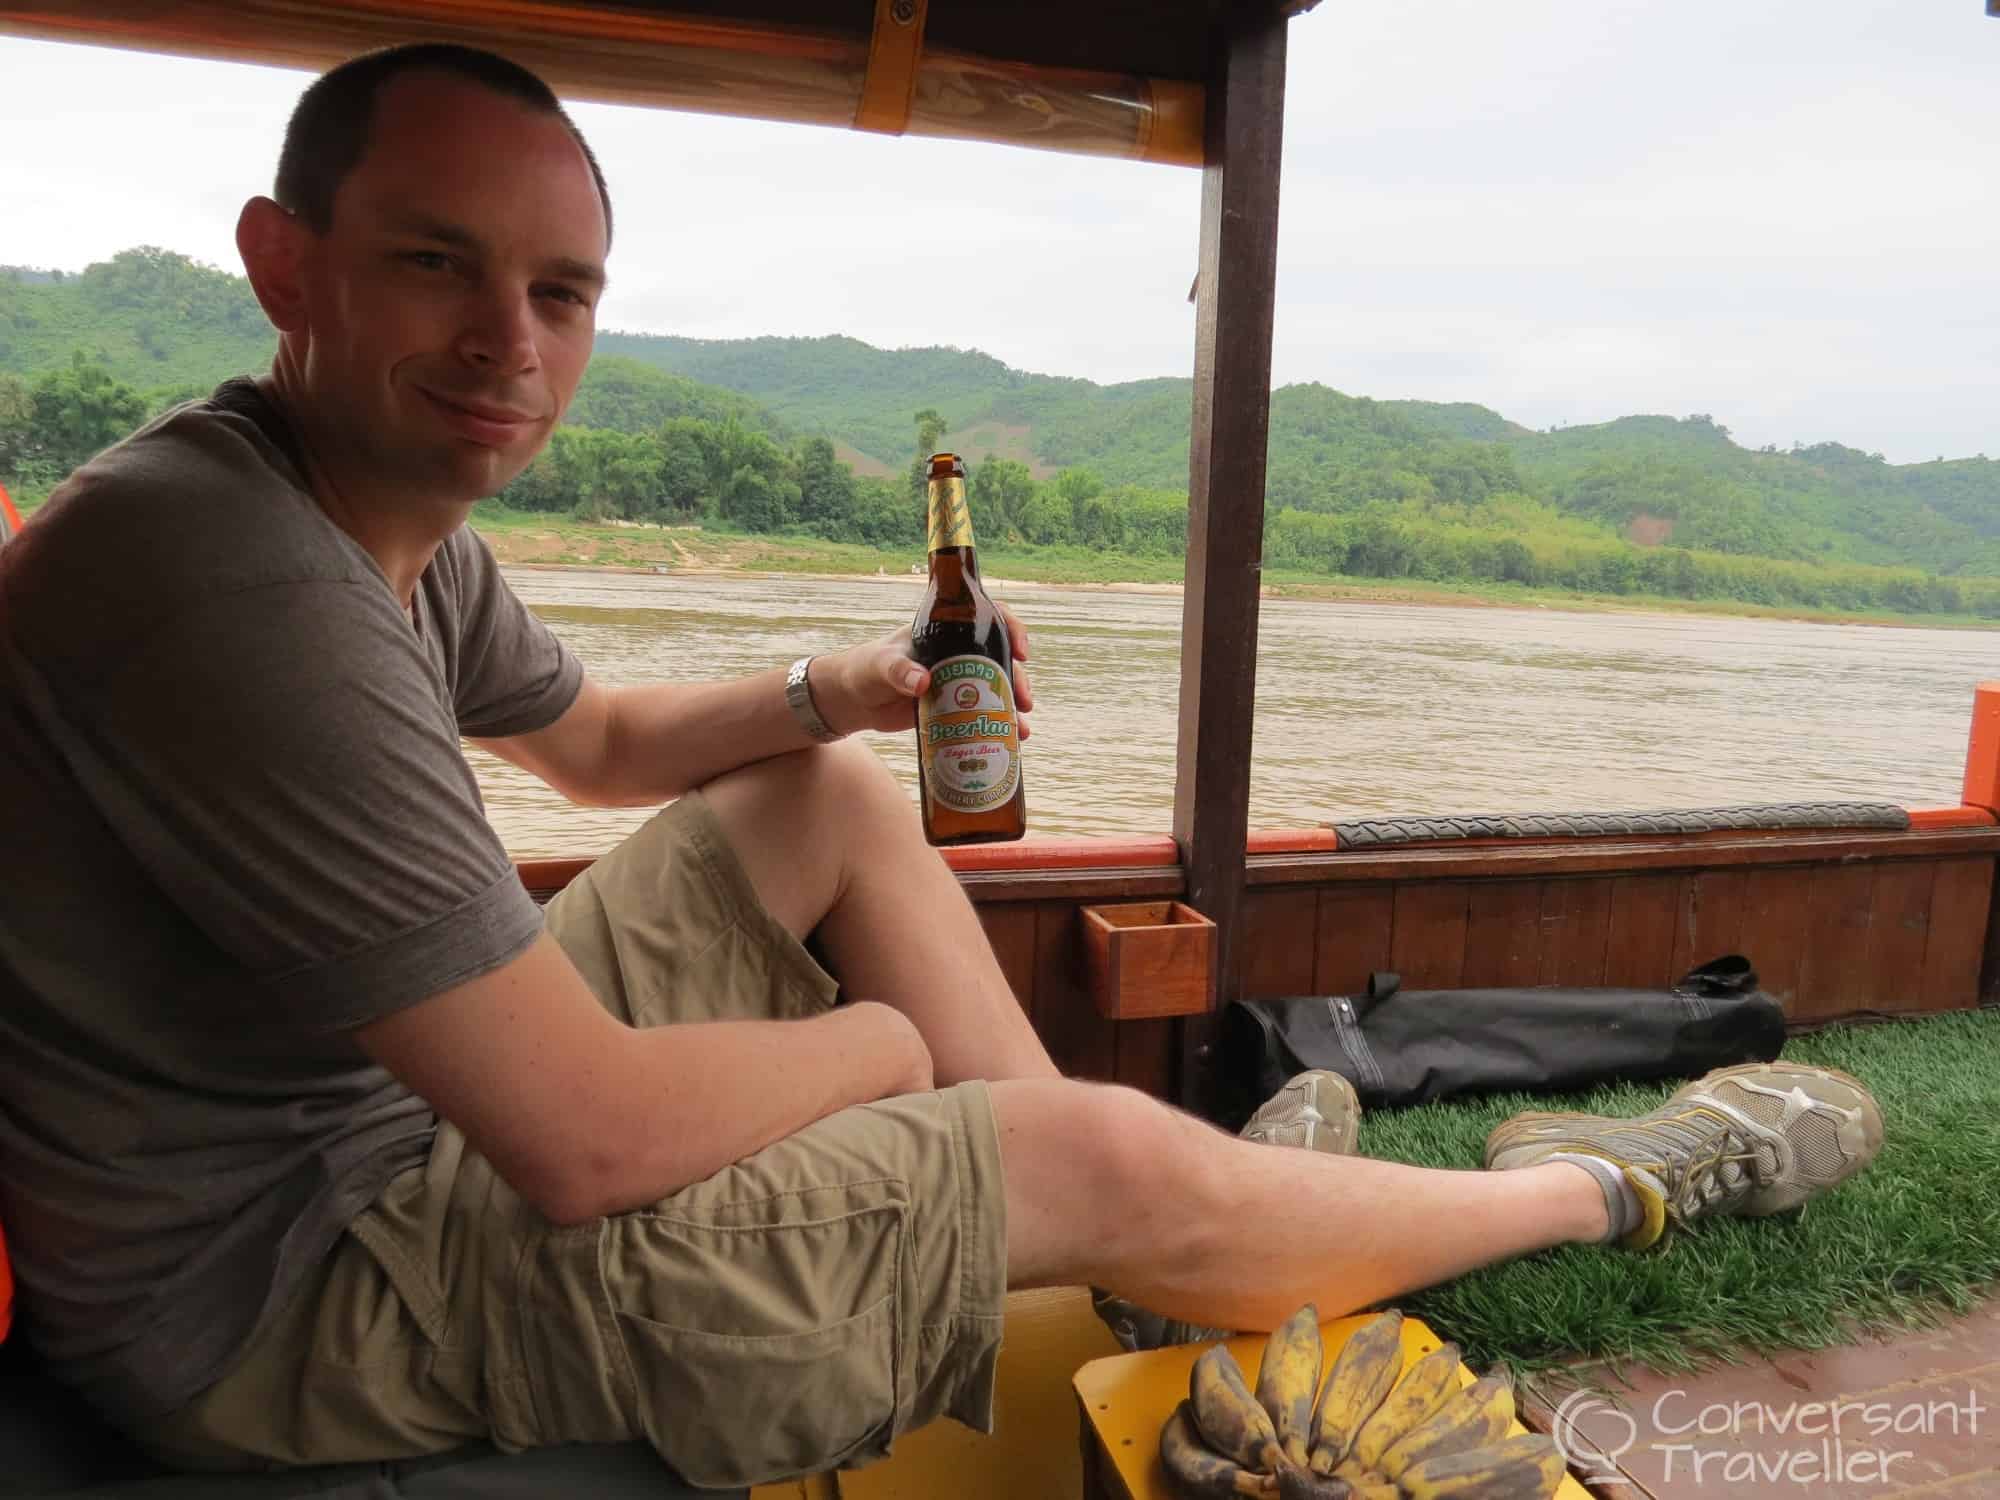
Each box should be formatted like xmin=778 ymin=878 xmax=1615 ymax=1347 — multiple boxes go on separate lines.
xmin=0 ymin=43 xmax=1883 ymax=1489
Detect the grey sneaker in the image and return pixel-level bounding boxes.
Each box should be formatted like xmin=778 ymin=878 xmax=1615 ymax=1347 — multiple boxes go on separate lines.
xmin=1092 ymin=1071 xmax=1366 ymax=1351
xmin=1241 ymin=1069 xmax=1363 ymax=1155
xmin=1088 ymin=1287 xmax=1232 ymax=1354
xmin=1484 ymin=1062 xmax=1884 ymax=1250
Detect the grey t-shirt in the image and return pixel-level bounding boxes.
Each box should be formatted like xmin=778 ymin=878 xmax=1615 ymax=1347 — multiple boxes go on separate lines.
xmin=0 ymin=379 xmax=582 ymax=1421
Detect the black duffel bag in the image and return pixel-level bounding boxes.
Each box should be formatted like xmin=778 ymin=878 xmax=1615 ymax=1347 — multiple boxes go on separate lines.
xmin=1217 ymin=955 xmax=1786 ymax=1122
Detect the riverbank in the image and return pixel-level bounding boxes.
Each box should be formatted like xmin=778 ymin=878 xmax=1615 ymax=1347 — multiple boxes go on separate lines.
xmin=19 ymin=483 xmax=1985 ymax=629
xmin=472 ymin=509 xmax=2000 ymax=631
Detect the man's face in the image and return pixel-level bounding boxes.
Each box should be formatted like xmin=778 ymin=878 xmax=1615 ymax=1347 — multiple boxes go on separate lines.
xmin=290 ymin=73 xmax=607 ymax=505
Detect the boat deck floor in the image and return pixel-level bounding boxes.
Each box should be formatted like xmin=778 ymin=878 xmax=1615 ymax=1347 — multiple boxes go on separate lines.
xmin=791 ymin=1286 xmax=2000 ymax=1500
xmin=1524 ymin=1296 xmax=2000 ymax=1498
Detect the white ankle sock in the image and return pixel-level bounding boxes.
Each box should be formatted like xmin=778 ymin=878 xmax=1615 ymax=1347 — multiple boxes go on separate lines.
xmin=1547 ymin=1152 xmax=1642 ymax=1243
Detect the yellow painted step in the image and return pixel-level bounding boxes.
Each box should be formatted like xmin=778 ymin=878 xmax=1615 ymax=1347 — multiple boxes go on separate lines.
xmin=835 ymin=1285 xmax=1125 ymax=1500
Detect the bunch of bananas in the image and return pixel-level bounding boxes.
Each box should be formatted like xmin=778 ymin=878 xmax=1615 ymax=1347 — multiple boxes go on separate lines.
xmin=1158 ymin=1305 xmax=1568 ymax=1499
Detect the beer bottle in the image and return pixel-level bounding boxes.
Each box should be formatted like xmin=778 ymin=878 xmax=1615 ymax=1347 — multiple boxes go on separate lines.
xmin=912 ymin=453 xmax=1026 ymax=845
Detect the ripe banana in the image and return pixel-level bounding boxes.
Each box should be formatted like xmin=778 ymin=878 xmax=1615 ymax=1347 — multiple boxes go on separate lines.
xmin=1343 ymin=1342 xmax=1464 ymax=1474
xmin=1254 ymin=1302 xmax=1325 ymax=1468
xmin=1376 ymin=1371 xmax=1516 ymax=1481
xmin=1306 ymin=1308 xmax=1405 ymax=1474
xmin=1190 ymin=1344 xmax=1285 ymax=1474
xmin=1397 ymin=1431 xmax=1567 ymax=1499
xmin=1160 ymin=1400 xmax=1281 ymax=1498
xmin=1161 ymin=1304 xmax=1561 ymax=1500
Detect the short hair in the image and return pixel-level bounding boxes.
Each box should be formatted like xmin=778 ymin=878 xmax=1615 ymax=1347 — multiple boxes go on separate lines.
xmin=274 ymin=43 xmax=613 ymax=246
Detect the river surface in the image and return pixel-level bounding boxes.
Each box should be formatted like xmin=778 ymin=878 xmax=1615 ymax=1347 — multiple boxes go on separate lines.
xmin=473 ymin=569 xmax=1998 ymax=858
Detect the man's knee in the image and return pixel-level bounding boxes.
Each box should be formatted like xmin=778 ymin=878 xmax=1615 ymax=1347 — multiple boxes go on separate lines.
xmin=803 ymin=737 xmax=906 ymax=811
xmin=1001 ymin=1081 xmax=1233 ymax=1273
xmin=1090 ymin=1085 xmax=1232 ymax=1229
xmin=708 ymin=739 xmax=903 ymax=826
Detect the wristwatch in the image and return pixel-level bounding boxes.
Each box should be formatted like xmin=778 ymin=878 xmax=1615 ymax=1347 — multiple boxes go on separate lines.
xmin=784 ymin=656 xmax=842 ymax=743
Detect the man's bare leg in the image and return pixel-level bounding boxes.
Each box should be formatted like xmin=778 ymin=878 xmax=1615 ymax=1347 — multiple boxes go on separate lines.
xmin=994 ymin=1078 xmax=1610 ymax=1328
xmin=701 ymin=741 xmax=1059 ymax=1083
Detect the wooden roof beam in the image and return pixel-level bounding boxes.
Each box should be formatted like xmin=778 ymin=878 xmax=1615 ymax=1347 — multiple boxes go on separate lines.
xmin=0 ymin=1 xmax=1209 ymax=164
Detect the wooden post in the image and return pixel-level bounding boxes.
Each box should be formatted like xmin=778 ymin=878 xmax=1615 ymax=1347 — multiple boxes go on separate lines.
xmin=1172 ymin=11 xmax=1288 ymax=1111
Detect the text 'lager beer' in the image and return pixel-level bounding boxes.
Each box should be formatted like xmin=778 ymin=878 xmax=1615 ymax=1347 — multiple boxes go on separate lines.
xmin=912 ymin=453 xmax=1026 ymax=845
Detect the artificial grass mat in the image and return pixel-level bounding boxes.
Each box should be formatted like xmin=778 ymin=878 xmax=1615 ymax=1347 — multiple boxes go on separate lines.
xmin=1355 ymin=1008 xmax=2000 ymax=1380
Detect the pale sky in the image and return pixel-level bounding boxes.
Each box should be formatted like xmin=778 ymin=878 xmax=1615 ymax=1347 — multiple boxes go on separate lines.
xmin=2 ymin=1 xmax=1994 ymax=464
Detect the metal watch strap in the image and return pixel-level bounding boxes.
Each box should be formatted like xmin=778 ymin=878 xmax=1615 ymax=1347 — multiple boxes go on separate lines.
xmin=785 ymin=656 xmax=842 ymax=743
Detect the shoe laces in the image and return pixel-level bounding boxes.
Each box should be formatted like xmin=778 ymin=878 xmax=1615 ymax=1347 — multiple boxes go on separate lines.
xmin=1622 ymin=1103 xmax=1779 ymax=1220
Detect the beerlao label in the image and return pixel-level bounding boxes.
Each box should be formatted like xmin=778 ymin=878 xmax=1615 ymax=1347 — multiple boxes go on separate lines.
xmin=918 ymin=654 xmax=1019 ymax=813
xmin=926 ymin=476 xmax=975 ymax=552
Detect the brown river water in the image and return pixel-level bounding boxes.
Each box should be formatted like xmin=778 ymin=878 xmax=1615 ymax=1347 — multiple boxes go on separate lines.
xmin=474 ymin=570 xmax=1999 ymax=858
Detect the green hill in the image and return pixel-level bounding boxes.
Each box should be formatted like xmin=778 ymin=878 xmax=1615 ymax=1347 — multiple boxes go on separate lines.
xmin=0 ymin=248 xmax=273 ymax=401
xmin=597 ymin=327 xmax=2000 ymax=577
xmin=8 ymin=246 xmax=2000 ymax=617
xmin=593 ymin=331 xmax=1066 ymax=473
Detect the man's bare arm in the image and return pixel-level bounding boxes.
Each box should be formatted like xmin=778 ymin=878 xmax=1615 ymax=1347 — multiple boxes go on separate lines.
xmin=471 ymin=613 xmax=1033 ymax=807
xmin=354 ymin=933 xmax=933 ymax=1224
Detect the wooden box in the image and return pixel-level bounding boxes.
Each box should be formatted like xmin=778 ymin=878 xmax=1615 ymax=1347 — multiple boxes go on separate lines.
xmin=1080 ymin=901 xmax=1215 ymax=1020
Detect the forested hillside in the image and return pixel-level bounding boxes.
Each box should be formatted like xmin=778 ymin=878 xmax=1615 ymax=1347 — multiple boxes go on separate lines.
xmin=0 ymin=247 xmax=273 ymax=398
xmin=6 ymin=248 xmax=2000 ymax=620
xmin=608 ymin=329 xmax=2000 ymax=577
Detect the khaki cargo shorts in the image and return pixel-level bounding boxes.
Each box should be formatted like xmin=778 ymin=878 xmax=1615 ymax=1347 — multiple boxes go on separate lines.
xmin=131 ymin=793 xmax=1009 ymax=1489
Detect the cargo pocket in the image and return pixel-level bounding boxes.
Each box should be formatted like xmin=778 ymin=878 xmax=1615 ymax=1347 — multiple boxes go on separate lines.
xmin=615 ymin=1291 xmax=901 ymax=1488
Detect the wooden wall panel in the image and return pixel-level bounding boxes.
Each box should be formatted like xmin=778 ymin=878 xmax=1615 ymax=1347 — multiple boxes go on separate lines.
xmin=1463 ymin=881 xmax=1543 ymax=986
xmin=1239 ymin=889 xmax=1319 ymax=998
xmin=1389 ymin=882 xmax=1471 ymax=989
xmin=1866 ymin=862 xmax=1936 ymax=1013
xmin=1736 ymin=868 xmax=1813 ymax=1012
xmin=1795 ymin=865 xmax=1878 ymax=1022
xmin=1537 ymin=878 xmax=1612 ymax=987
xmin=1671 ymin=869 xmax=1747 ymax=976
xmin=997 ymin=843 xmax=1996 ymax=1095
xmin=1113 ymin=1018 xmax=1179 ymax=1100
xmin=1603 ymin=874 xmax=1685 ymax=989
xmin=1314 ymin=885 xmax=1393 ymax=995
xmin=976 ymin=903 xmax=1038 ymax=1018
xmin=1921 ymin=857 xmax=1994 ymax=1011
xmin=1032 ymin=900 xmax=1118 ymax=1082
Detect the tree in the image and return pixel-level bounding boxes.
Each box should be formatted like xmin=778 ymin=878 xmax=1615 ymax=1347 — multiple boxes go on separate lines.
xmin=0 ymin=373 xmax=30 ymax=477
xmin=656 ymin=421 xmax=713 ymax=517
xmin=1017 ymin=488 xmax=1074 ymax=545
xmin=907 ymin=407 xmax=950 ymax=503
xmin=720 ymin=466 xmax=797 ymax=532
xmin=597 ymin=430 xmax=667 ymax=521
xmin=847 ymin=477 xmax=923 ymax=547
xmin=970 ymin=454 xmax=1036 ymax=539
xmin=794 ymin=435 xmax=857 ymax=534
xmin=1054 ymin=467 xmax=1105 ymax=530
xmin=24 ymin=352 xmax=147 ymax=478
xmin=500 ymin=450 xmax=566 ymax=512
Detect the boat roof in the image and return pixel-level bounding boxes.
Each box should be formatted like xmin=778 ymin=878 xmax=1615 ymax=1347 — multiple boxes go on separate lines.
xmin=0 ymin=1 xmax=1323 ymax=165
